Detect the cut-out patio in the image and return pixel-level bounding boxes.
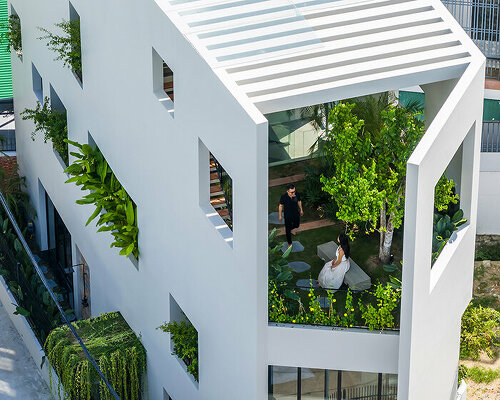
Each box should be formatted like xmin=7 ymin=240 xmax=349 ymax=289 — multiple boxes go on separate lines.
xmin=267 ymin=93 xmax=464 ymax=331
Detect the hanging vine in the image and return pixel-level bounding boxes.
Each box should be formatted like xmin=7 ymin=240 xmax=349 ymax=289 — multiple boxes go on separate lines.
xmin=44 ymin=312 xmax=147 ymax=400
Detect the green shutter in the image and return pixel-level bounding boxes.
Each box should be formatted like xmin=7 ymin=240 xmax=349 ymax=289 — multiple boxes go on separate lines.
xmin=0 ymin=0 xmax=13 ymax=100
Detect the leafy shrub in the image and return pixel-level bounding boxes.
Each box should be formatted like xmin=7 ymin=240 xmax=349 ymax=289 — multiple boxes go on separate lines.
xmin=475 ymin=244 xmax=500 ymax=261
xmin=45 ymin=312 xmax=146 ymax=400
xmin=358 ymin=284 xmax=401 ymax=330
xmin=432 ymin=209 xmax=466 ymax=263
xmin=466 ymin=366 xmax=500 ymax=383
xmin=460 ymin=303 xmax=500 ymax=360
xmin=268 ymin=228 xmax=297 ymax=302
xmin=20 ymin=98 xmax=68 ymax=165
xmin=458 ymin=364 xmax=468 ymax=384
xmin=38 ymin=20 xmax=82 ymax=78
xmin=158 ymin=318 xmax=198 ymax=381
xmin=304 ymin=164 xmax=330 ymax=207
xmin=0 ymin=14 xmax=22 ymax=53
xmin=64 ymin=140 xmax=139 ymax=259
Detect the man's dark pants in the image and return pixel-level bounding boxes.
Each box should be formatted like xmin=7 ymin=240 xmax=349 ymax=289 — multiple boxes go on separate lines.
xmin=284 ymin=215 xmax=300 ymax=245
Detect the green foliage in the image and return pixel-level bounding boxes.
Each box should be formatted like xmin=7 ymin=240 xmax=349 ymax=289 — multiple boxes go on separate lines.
xmin=465 ymin=366 xmax=500 ymax=383
xmin=64 ymin=139 xmax=139 ymax=259
xmin=358 ymin=284 xmax=401 ymax=330
xmin=38 ymin=20 xmax=82 ymax=78
xmin=269 ymin=282 xmax=400 ymax=331
xmin=268 ymin=228 xmax=298 ymax=302
xmin=432 ymin=209 xmax=467 ymax=263
xmin=157 ymin=318 xmax=198 ymax=381
xmin=319 ymin=101 xmax=457 ymax=261
xmin=20 ymin=98 xmax=68 ymax=165
xmin=458 ymin=364 xmax=468 ymax=383
xmin=475 ymin=244 xmax=500 ymax=261
xmin=45 ymin=312 xmax=147 ymax=400
xmin=0 ymin=161 xmax=36 ymax=226
xmin=0 ymin=14 xmax=22 ymax=53
xmin=460 ymin=303 xmax=500 ymax=360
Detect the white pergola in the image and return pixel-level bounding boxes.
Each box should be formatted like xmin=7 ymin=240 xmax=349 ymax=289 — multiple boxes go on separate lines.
xmin=160 ymin=0 xmax=476 ymax=113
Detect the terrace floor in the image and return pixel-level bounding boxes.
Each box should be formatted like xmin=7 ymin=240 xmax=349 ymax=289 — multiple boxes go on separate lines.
xmin=0 ymin=302 xmax=52 ymax=400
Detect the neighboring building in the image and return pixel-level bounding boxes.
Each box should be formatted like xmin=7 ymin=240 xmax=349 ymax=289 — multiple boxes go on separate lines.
xmin=0 ymin=0 xmax=13 ymax=100
xmin=7 ymin=1 xmax=485 ymax=400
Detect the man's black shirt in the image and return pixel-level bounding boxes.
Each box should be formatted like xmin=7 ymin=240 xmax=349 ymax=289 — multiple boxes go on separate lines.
xmin=280 ymin=192 xmax=301 ymax=219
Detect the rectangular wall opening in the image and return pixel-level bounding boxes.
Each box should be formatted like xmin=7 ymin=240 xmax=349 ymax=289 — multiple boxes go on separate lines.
xmin=152 ymin=48 xmax=174 ymax=116
xmin=49 ymin=84 xmax=69 ymax=167
xmin=165 ymin=295 xmax=199 ymax=387
xmin=32 ymin=63 xmax=43 ymax=101
xmin=198 ymin=139 xmax=234 ymax=247
xmin=8 ymin=5 xmax=22 ymax=58
xmin=69 ymin=2 xmax=82 ymax=84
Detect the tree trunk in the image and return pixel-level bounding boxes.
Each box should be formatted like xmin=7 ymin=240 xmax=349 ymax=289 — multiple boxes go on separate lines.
xmin=379 ymin=205 xmax=386 ymax=260
xmin=379 ymin=215 xmax=394 ymax=264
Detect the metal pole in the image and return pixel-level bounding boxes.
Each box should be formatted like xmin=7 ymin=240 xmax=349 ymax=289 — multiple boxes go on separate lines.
xmin=0 ymin=189 xmax=121 ymax=400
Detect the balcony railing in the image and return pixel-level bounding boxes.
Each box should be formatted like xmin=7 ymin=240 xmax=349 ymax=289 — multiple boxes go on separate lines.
xmin=442 ymin=0 xmax=500 ymax=79
xmin=482 ymin=121 xmax=500 ymax=152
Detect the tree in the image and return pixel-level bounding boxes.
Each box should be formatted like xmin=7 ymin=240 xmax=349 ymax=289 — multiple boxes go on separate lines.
xmin=320 ymin=101 xmax=458 ymax=263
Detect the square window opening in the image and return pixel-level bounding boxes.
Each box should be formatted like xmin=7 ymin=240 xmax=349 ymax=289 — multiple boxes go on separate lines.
xmin=32 ymin=63 xmax=43 ymax=102
xmin=152 ymin=48 xmax=174 ymax=116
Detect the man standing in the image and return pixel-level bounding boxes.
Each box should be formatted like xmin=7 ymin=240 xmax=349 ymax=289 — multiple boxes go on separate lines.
xmin=279 ymin=184 xmax=304 ymax=247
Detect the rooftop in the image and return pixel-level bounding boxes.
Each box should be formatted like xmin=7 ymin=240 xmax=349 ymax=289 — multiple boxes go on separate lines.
xmin=158 ymin=0 xmax=479 ymax=113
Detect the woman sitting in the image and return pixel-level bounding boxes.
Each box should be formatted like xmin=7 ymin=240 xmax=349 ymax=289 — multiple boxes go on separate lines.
xmin=317 ymin=233 xmax=351 ymax=290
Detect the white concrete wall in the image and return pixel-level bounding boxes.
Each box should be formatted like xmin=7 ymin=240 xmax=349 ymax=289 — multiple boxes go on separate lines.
xmin=399 ymin=57 xmax=484 ymax=400
xmin=7 ymin=0 xmax=484 ymax=399
xmin=477 ymin=153 xmax=500 ymax=234
xmin=9 ymin=0 xmax=269 ymax=398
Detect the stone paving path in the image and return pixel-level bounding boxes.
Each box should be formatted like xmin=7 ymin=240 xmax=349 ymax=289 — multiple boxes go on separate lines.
xmin=0 ymin=302 xmax=52 ymax=400
xmin=268 ymin=174 xmax=306 ymax=187
xmin=272 ymin=219 xmax=336 ymax=236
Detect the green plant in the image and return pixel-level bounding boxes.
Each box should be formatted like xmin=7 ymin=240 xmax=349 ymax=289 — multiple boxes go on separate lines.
xmin=460 ymin=303 xmax=500 ymax=360
xmin=466 ymin=366 xmax=500 ymax=383
xmin=0 ymin=161 xmax=36 ymax=226
xmin=320 ymin=102 xmax=458 ymax=263
xmin=358 ymin=283 xmax=401 ymax=330
xmin=38 ymin=20 xmax=81 ymax=78
xmin=458 ymin=364 xmax=468 ymax=384
xmin=475 ymin=244 xmax=500 ymax=261
xmin=268 ymin=228 xmax=298 ymax=302
xmin=64 ymin=139 xmax=139 ymax=259
xmin=158 ymin=317 xmax=198 ymax=381
xmin=432 ymin=209 xmax=467 ymax=263
xmin=0 ymin=14 xmax=22 ymax=53
xmin=20 ymin=98 xmax=68 ymax=165
xmin=45 ymin=312 xmax=146 ymax=400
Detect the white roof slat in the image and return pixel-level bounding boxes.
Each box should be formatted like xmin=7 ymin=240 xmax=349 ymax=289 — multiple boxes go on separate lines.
xmin=228 ymin=32 xmax=461 ymax=83
xmin=240 ymin=46 xmax=470 ymax=95
xmin=209 ymin=9 xmax=442 ymax=62
xmin=181 ymin=0 xmax=399 ymax=34
xmin=199 ymin=0 xmax=428 ymax=47
xmin=251 ymin=57 xmax=471 ymax=111
xmin=224 ymin=21 xmax=451 ymax=73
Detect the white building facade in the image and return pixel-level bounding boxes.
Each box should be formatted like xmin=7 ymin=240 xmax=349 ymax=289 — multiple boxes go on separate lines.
xmin=8 ymin=0 xmax=484 ymax=399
